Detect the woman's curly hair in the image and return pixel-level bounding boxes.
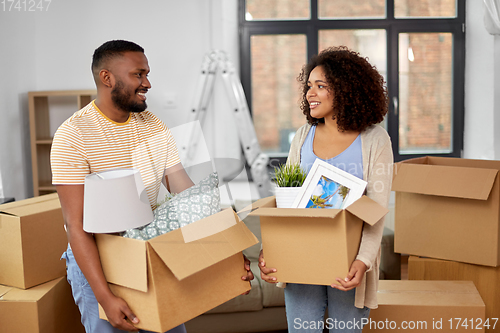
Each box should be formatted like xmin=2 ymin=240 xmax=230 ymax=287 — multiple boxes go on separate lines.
xmin=298 ymin=46 xmax=388 ymax=132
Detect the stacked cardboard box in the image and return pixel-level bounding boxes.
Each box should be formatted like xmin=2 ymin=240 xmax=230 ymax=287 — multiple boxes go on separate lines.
xmin=0 ymin=193 xmax=67 ymax=288
xmin=0 ymin=277 xmax=85 ymax=333
xmin=0 ymin=193 xmax=84 ymax=332
xmin=408 ymin=256 xmax=500 ymax=332
xmin=392 ymin=156 xmax=500 ymax=332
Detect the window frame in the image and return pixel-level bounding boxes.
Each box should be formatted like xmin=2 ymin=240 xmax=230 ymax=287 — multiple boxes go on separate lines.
xmin=239 ymin=0 xmax=465 ymax=163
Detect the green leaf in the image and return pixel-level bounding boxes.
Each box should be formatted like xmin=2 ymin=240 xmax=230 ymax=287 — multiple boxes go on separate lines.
xmin=155 ymin=192 xmax=177 ymax=209
xmin=273 ymin=163 xmax=307 ymax=187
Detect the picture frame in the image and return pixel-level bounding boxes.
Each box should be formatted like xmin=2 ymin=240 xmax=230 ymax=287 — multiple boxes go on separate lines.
xmin=291 ymin=159 xmax=368 ymax=209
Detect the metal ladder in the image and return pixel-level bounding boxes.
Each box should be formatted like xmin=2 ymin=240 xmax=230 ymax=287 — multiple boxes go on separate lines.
xmin=178 ymin=50 xmax=273 ymax=199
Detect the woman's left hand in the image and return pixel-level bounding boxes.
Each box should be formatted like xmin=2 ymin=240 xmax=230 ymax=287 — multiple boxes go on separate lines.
xmin=331 ymin=260 xmax=367 ymax=291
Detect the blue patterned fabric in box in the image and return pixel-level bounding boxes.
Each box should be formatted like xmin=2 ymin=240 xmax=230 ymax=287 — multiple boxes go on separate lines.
xmin=121 ymin=172 xmax=220 ymax=240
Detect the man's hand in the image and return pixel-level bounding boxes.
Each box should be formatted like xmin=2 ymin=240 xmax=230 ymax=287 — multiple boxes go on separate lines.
xmin=331 ymin=259 xmax=367 ymax=291
xmin=100 ymin=293 xmax=140 ymax=332
xmin=240 ymin=254 xmax=254 ymax=295
xmin=258 ymin=249 xmax=278 ymax=283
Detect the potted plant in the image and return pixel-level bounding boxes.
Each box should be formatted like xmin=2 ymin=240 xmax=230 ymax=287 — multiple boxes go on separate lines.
xmin=273 ymin=163 xmax=307 ymax=208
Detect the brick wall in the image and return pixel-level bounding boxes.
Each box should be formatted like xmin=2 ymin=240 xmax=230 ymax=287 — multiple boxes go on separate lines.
xmin=246 ymin=0 xmax=455 ymax=153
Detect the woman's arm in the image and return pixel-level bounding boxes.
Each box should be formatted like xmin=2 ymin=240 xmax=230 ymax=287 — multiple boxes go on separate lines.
xmin=355 ymin=137 xmax=394 ymax=271
xmin=333 ymin=135 xmax=393 ymax=291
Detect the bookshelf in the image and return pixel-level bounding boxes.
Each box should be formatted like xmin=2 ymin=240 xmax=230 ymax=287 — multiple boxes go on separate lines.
xmin=28 ymin=90 xmax=96 ymax=196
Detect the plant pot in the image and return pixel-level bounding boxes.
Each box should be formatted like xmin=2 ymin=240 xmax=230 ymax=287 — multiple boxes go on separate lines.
xmin=274 ymin=186 xmax=302 ymax=208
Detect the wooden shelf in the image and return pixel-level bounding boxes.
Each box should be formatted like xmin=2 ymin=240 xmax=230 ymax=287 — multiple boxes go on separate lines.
xmin=29 ymin=89 xmax=97 ymax=97
xmin=29 ymin=90 xmax=96 ymax=196
xmin=36 ymin=139 xmax=53 ymax=145
xmin=38 ymin=183 xmax=56 ymax=191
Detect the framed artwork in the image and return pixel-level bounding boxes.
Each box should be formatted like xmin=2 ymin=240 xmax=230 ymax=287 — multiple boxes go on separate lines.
xmin=292 ymin=159 xmax=367 ymax=209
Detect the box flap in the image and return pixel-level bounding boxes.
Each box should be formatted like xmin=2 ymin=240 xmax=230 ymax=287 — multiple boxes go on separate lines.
xmin=148 ymin=209 xmax=259 ymax=280
xmin=428 ymin=156 xmax=500 ymax=169
xmin=249 ymin=206 xmax=343 ymax=219
xmin=378 ymin=280 xmax=479 ymax=294
xmin=0 ymin=193 xmax=60 ymax=217
xmin=393 ymin=156 xmax=428 ymax=179
xmin=180 ymin=208 xmax=237 ymax=243
xmin=0 ymin=277 xmax=62 ymax=302
xmin=392 ymin=163 xmax=498 ymax=200
xmin=248 ymin=196 xmax=387 ymax=224
xmin=0 ymin=285 xmax=12 ymax=299
xmin=344 ymin=196 xmax=389 ymax=226
xmin=0 ymin=193 xmax=58 ymax=209
xmin=236 ymin=196 xmax=276 ymax=218
xmin=95 ymin=234 xmax=148 ymax=292
xmin=376 ymin=280 xmax=485 ymax=307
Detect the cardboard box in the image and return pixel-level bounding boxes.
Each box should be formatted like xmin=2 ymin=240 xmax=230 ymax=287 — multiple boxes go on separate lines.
xmin=392 ymin=156 xmax=500 ymax=266
xmin=408 ymin=256 xmax=500 ymax=332
xmin=247 ymin=196 xmax=388 ymax=285
xmin=0 ymin=276 xmax=85 ymax=333
xmin=95 ymin=208 xmax=259 ymax=333
xmin=0 ymin=193 xmax=67 ymax=289
xmin=364 ymin=280 xmax=485 ymax=332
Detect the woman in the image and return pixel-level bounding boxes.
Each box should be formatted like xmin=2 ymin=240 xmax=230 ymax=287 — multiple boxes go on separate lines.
xmin=259 ymin=46 xmax=393 ymax=332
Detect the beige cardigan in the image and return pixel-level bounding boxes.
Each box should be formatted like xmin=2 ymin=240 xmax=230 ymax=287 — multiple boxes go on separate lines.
xmin=285 ymin=123 xmax=393 ymax=309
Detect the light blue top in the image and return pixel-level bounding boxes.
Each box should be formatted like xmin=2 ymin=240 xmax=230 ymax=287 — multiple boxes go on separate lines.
xmin=300 ymin=125 xmax=363 ymax=179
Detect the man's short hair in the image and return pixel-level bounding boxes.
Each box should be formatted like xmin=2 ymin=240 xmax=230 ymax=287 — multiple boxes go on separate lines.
xmin=91 ymin=40 xmax=144 ymax=76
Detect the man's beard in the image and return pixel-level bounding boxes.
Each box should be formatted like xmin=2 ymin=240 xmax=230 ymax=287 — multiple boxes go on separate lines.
xmin=111 ymin=80 xmax=147 ymax=113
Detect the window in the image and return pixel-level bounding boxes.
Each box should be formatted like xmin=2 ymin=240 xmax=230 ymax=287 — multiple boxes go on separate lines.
xmin=239 ymin=0 xmax=465 ymax=162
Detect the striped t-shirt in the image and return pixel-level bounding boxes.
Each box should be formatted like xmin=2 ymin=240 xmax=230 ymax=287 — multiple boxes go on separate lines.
xmin=50 ymin=101 xmax=181 ymax=208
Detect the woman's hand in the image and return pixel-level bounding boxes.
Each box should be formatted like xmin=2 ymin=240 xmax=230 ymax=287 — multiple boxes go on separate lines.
xmin=331 ymin=259 xmax=367 ymax=291
xmin=258 ymin=249 xmax=278 ymax=283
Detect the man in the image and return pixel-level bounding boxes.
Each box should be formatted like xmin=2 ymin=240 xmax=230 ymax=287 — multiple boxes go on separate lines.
xmin=51 ymin=40 xmax=254 ymax=333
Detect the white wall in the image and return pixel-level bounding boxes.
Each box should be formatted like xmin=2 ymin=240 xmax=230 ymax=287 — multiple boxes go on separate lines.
xmin=0 ymin=0 xmax=499 ymax=201
xmin=495 ymin=35 xmax=500 ymax=159
xmin=0 ymin=11 xmax=37 ymax=200
xmin=463 ymin=1 xmax=497 ymax=159
xmin=0 ymin=0 xmax=241 ymax=200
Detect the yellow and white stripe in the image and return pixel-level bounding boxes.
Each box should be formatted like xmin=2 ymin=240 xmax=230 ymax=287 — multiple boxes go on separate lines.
xmin=51 ymin=101 xmax=180 ymax=208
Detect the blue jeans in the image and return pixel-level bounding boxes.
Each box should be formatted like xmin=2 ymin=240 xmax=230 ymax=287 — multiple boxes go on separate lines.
xmin=284 ymin=283 xmax=370 ymax=333
xmin=62 ymin=246 xmax=186 ymax=333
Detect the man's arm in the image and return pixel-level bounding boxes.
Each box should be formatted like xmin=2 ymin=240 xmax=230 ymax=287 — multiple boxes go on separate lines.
xmin=57 ymin=184 xmax=140 ymax=332
xmin=163 ymin=162 xmax=195 ymax=194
